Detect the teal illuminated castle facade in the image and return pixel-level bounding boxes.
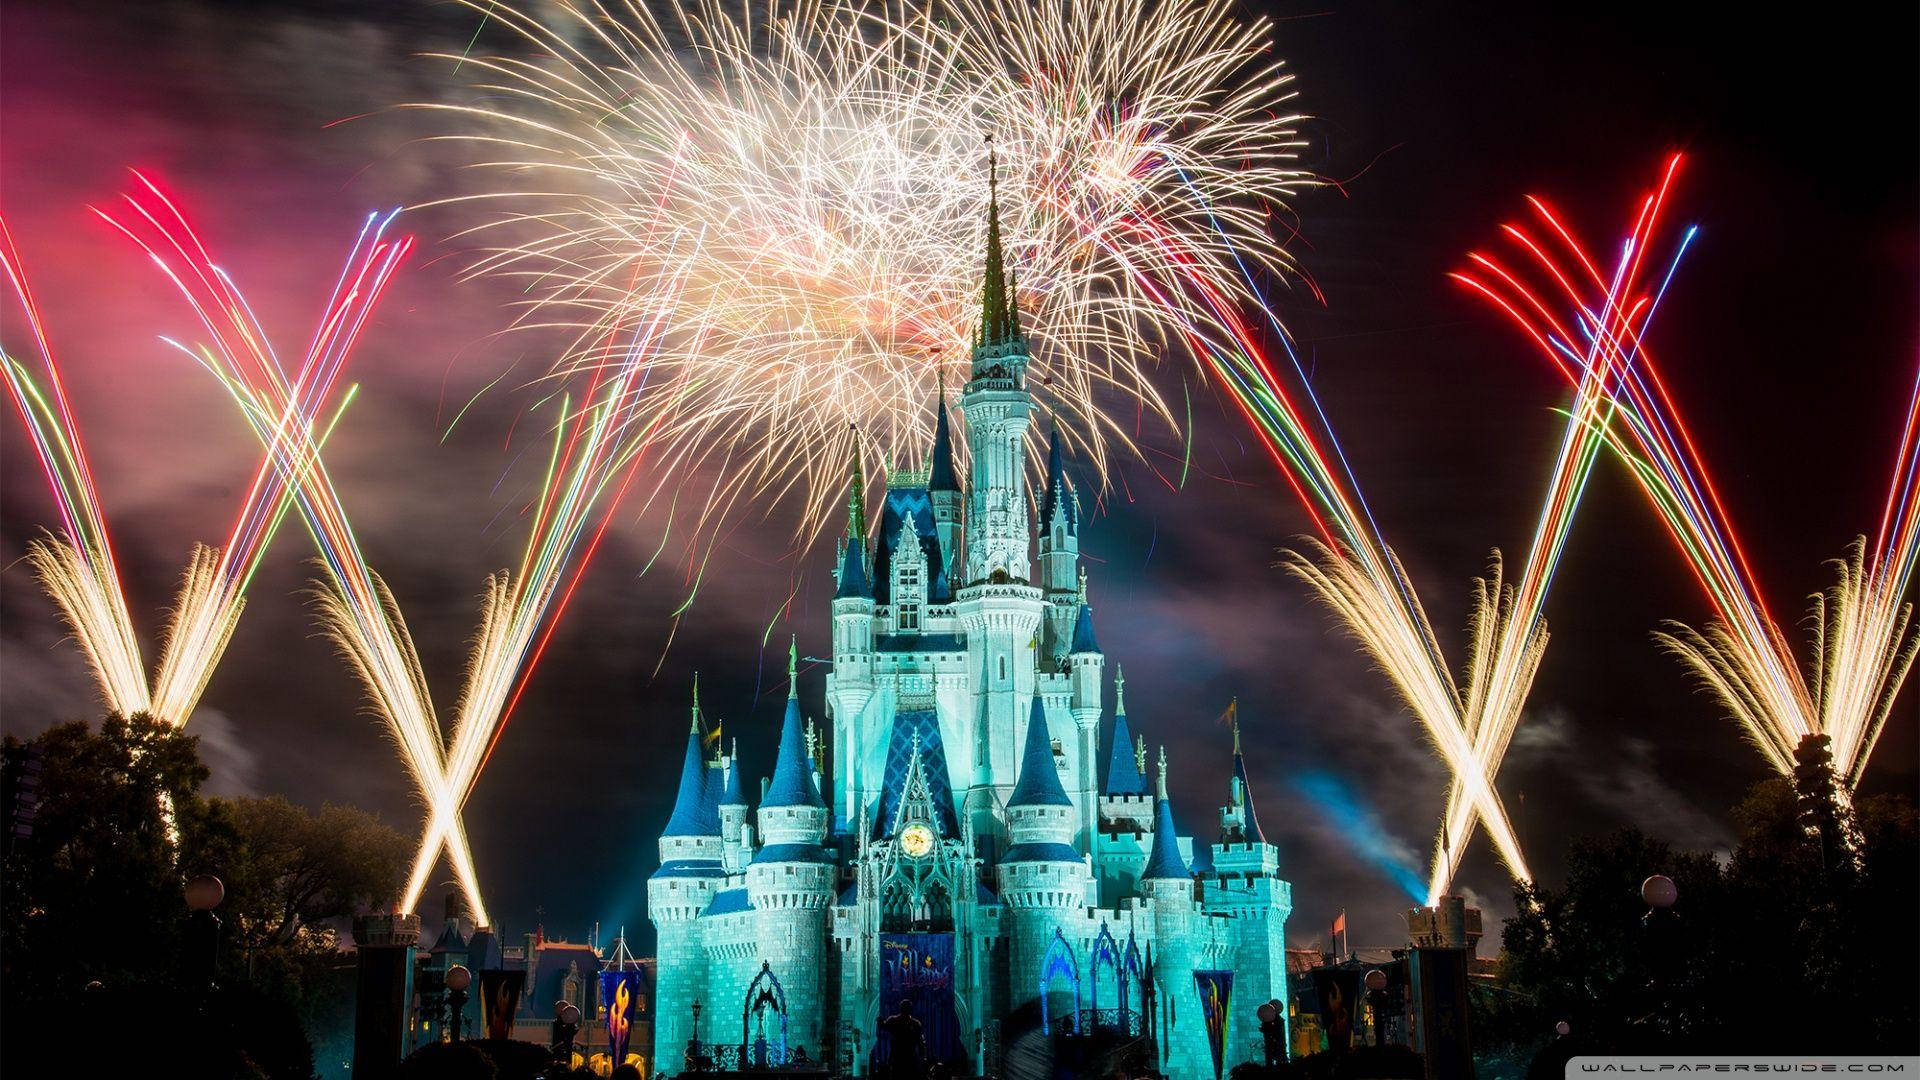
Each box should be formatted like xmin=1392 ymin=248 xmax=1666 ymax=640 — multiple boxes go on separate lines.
xmin=648 ymin=163 xmax=1293 ymax=1078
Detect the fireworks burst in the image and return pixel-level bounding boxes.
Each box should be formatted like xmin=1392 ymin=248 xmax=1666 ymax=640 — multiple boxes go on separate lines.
xmin=125 ymin=172 xmax=695 ymax=920
xmin=1280 ymin=159 xmax=1696 ymax=902
xmin=2 ymin=196 xmax=364 ymax=730
xmin=1460 ymin=159 xmax=1919 ymax=791
xmin=417 ymin=0 xmax=1312 ymax=590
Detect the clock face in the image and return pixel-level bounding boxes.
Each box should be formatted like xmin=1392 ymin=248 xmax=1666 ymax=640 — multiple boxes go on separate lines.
xmin=899 ymin=823 xmax=935 ymax=858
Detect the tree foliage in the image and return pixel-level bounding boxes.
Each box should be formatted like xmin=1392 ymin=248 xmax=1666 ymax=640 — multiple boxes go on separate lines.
xmin=3 ymin=714 xmax=410 ymax=1079
xmin=1485 ymin=740 xmax=1917 ymax=1058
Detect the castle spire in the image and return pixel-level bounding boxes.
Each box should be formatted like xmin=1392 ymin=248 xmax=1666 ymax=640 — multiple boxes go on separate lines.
xmin=1140 ymin=746 xmax=1189 ymax=880
xmin=787 ymin=636 xmax=799 ymax=700
xmin=765 ymin=675 xmax=823 ymax=809
xmin=721 ymin=738 xmax=745 ymax=806
xmin=689 ymin=673 xmax=701 ymax=734
xmin=1042 ymin=424 xmax=1076 ymax=530
xmin=1230 ymin=703 xmax=1266 ymax=844
xmin=974 ymin=137 xmax=1024 ymax=364
xmin=1103 ymin=666 xmax=1148 ymax=797
xmin=662 ymin=728 xmax=721 ymax=837
xmin=928 ymin=378 xmax=959 ymax=492
xmin=846 ymin=431 xmax=867 ymax=541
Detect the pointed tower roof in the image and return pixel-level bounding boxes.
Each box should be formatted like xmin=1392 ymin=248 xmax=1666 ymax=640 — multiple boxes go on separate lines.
xmin=846 ymin=433 xmax=867 ymax=541
xmin=1140 ymin=749 xmax=1190 ymax=880
xmin=1070 ymin=603 xmax=1100 ymax=654
xmin=928 ymin=384 xmax=959 ymax=493
xmin=721 ymin=739 xmax=745 ymax=806
xmin=1231 ymin=715 xmax=1266 ymax=844
xmin=1009 ymin=696 xmax=1072 ymax=807
xmin=1042 ymin=425 xmax=1076 ymax=529
xmin=662 ymin=729 xmax=721 ymax=837
xmin=763 ymin=641 xmax=823 ymax=808
xmin=973 ymin=138 xmax=1025 ymax=365
xmin=1104 ymin=667 xmax=1148 ymax=796
xmin=836 ymin=535 xmax=870 ymax=599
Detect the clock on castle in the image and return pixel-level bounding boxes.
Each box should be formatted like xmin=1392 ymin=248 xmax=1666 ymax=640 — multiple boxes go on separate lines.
xmin=647 ymin=151 xmax=1293 ymax=1079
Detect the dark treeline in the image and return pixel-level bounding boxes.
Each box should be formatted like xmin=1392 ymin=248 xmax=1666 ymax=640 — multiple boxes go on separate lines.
xmin=2 ymin=714 xmax=408 ymax=1079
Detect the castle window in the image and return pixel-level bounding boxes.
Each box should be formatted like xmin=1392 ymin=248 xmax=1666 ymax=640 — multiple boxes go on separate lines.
xmin=998 ymin=656 xmax=1007 ymax=681
xmin=898 ymin=603 xmax=919 ymax=632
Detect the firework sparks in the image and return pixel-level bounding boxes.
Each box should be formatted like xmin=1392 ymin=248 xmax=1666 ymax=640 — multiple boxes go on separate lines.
xmin=3 ymin=195 xmax=367 ymax=730
xmin=414 ymin=0 xmax=1312 ymax=607
xmin=129 ymin=174 xmax=696 ymax=919
xmin=2 ymin=221 xmax=154 ymax=718
xmin=1459 ymin=158 xmax=1919 ymax=790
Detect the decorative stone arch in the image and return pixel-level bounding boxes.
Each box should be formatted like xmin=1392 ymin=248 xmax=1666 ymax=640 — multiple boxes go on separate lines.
xmin=1089 ymin=923 xmax=1121 ymax=1020
xmin=741 ymin=961 xmax=790 ymax=1066
xmin=1038 ymin=928 xmax=1082 ymax=1036
xmin=1121 ymin=932 xmax=1146 ymax=1033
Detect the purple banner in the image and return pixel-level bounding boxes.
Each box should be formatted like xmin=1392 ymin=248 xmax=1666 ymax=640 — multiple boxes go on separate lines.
xmin=1195 ymin=969 xmax=1234 ymax=1080
xmin=876 ymin=933 xmax=960 ymax=1067
xmin=601 ymin=970 xmax=642 ymax=1066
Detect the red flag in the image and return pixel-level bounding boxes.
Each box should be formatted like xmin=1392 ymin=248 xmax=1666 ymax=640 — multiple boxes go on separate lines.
xmin=1331 ymin=911 xmax=1347 ymax=958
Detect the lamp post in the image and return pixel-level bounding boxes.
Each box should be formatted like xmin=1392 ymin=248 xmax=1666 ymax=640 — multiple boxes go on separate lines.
xmin=1365 ymin=969 xmax=1390 ymax=1048
xmin=184 ymin=873 xmax=225 ymax=997
xmin=1639 ymin=874 xmax=1680 ymax=1045
xmin=1256 ymin=999 xmax=1284 ymax=1066
xmin=553 ymin=1001 xmax=581 ymax=1065
xmin=444 ymin=965 xmax=471 ymax=1043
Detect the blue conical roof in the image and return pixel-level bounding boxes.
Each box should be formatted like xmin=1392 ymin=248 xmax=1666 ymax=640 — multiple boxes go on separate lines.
xmin=1071 ymin=603 xmax=1100 ymax=654
xmin=1140 ymin=793 xmax=1189 ymax=880
xmin=1104 ymin=710 xmax=1147 ymax=796
xmin=662 ymin=730 xmax=721 ymax=837
xmin=835 ymin=536 xmax=870 ymax=599
xmin=1042 ymin=426 xmax=1076 ymax=529
xmin=929 ymin=391 xmax=959 ymax=492
xmin=721 ymin=747 xmax=745 ymax=806
xmin=763 ymin=696 xmax=823 ymax=808
xmin=1009 ymin=696 xmax=1072 ymax=807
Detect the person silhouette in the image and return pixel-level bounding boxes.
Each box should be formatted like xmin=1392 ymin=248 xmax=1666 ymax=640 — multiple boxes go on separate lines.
xmin=878 ymin=998 xmax=926 ymax=1079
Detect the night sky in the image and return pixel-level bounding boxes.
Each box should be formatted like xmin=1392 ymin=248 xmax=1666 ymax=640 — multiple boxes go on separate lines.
xmin=2 ymin=0 xmax=1914 ymax=955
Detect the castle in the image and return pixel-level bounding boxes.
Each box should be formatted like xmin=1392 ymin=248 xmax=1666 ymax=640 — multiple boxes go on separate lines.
xmin=647 ymin=160 xmax=1293 ymax=1078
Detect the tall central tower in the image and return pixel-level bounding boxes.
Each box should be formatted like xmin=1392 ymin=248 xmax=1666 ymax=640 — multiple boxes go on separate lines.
xmin=960 ymin=143 xmax=1034 ymax=586
xmin=954 ymin=141 xmax=1046 ymax=851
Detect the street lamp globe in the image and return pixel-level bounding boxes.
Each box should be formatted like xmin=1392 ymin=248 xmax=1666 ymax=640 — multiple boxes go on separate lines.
xmin=445 ymin=965 xmax=472 ymax=993
xmin=185 ymin=874 xmax=225 ymax=911
xmin=559 ymin=1002 xmax=581 ymax=1026
xmin=1555 ymin=1021 xmax=1571 ymax=1037
xmin=1640 ymin=874 xmax=1678 ymax=909
xmin=1365 ymin=969 xmax=1388 ymax=992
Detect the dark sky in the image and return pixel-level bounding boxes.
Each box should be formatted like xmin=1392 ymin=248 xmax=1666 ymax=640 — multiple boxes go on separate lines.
xmin=2 ymin=0 xmax=1914 ymax=955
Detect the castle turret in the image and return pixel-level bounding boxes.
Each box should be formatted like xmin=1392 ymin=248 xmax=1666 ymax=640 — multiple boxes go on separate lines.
xmin=1203 ymin=709 xmax=1293 ymax=1068
xmin=747 ymin=641 xmax=833 ymax=1055
xmin=829 ymin=454 xmax=876 ymax=828
xmin=649 ymin=714 xmax=726 ymax=1070
xmin=1139 ymin=748 xmax=1215 ymax=1079
xmin=1093 ymin=668 xmax=1154 ymax=903
xmin=1038 ymin=426 xmax=1080 ymax=599
xmin=1066 ymin=595 xmax=1103 ymax=853
xmin=998 ymin=697 xmax=1091 ymax=1013
xmin=720 ymin=739 xmax=750 ymax=873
